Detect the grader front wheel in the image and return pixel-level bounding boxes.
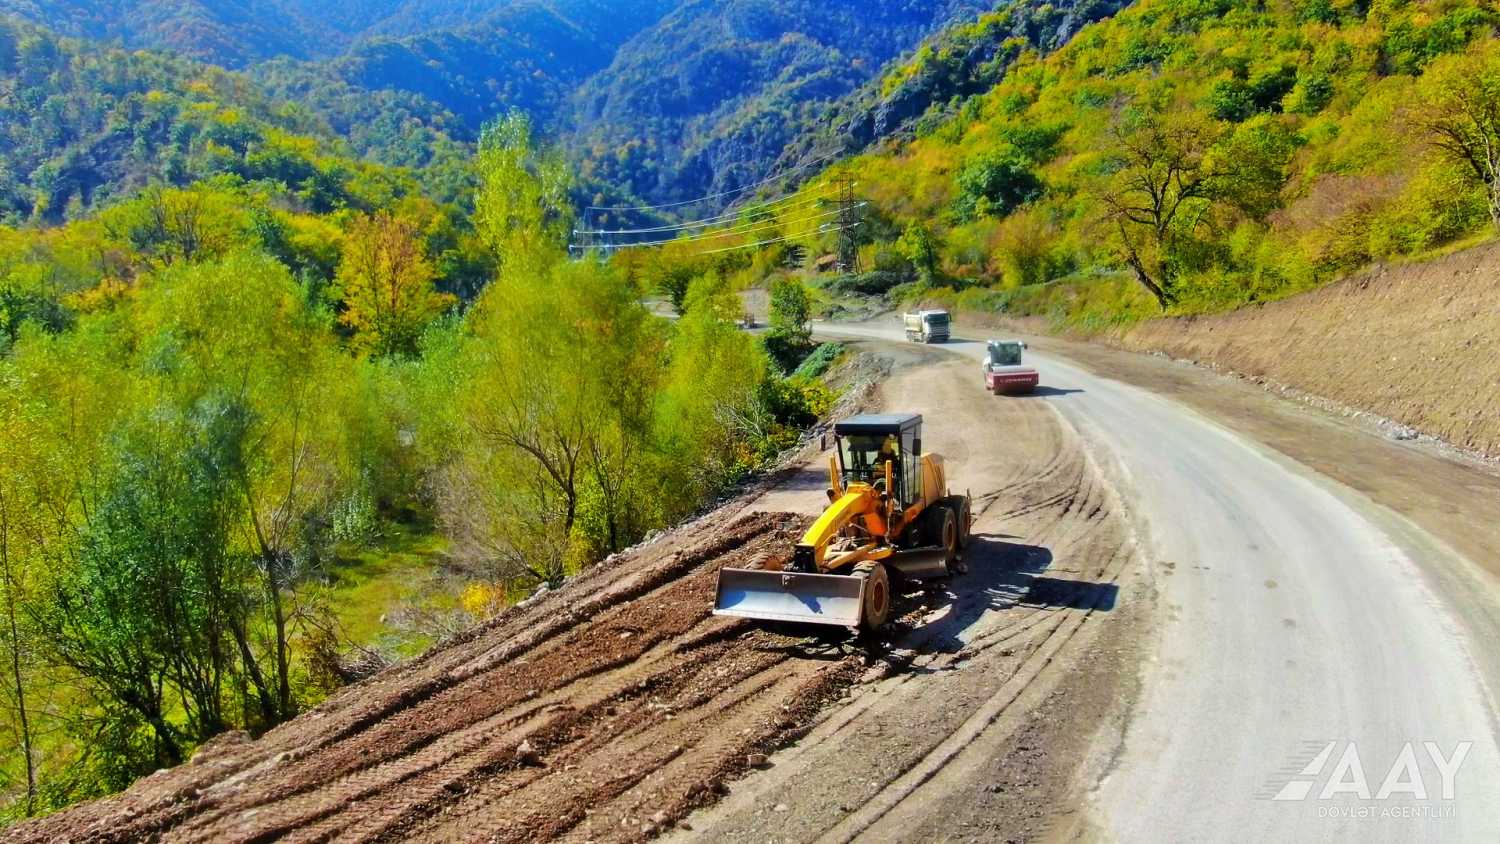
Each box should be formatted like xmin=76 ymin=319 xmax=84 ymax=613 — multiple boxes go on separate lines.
xmin=855 ymin=562 xmax=891 ymax=631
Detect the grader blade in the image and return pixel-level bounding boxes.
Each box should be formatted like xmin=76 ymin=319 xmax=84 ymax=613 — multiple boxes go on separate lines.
xmin=712 ymin=567 xmax=866 ymax=628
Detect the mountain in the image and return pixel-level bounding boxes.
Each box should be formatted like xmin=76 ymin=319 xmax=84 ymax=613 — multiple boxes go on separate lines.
xmin=772 ymin=0 xmax=1127 ymax=175
xmin=566 ymin=0 xmax=995 ymax=210
xmin=0 ymin=0 xmax=528 ymax=66
xmin=255 ymin=0 xmax=681 ymax=134
xmin=0 ymin=0 xmax=1134 ymax=217
xmin=803 ymin=0 xmax=1500 ymax=322
xmin=0 ymin=0 xmax=344 ymax=66
xmin=0 ymin=18 xmax=456 ymax=223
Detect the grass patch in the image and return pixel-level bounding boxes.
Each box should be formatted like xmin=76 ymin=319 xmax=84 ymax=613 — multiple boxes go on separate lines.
xmin=327 ymin=525 xmax=457 ymax=658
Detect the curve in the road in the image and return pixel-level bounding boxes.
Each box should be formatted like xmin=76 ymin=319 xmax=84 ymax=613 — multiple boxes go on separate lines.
xmin=820 ymin=322 xmax=1500 ymax=842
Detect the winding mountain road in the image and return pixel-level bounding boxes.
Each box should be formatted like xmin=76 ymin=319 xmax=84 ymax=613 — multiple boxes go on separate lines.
xmin=817 ymin=321 xmax=1500 ymax=841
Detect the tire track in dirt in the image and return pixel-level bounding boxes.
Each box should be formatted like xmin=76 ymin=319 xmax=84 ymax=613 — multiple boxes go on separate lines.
xmin=664 ymin=358 xmax=1141 ymax=842
xmin=12 ymin=353 xmax=1139 ymax=844
xmin=9 ymin=514 xmax=864 ymax=844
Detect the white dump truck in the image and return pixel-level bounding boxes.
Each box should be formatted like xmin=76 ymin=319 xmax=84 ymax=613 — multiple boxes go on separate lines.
xmin=903 ymin=309 xmax=951 ymax=343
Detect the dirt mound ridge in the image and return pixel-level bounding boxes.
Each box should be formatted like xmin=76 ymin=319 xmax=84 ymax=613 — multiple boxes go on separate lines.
xmin=1119 ymin=243 xmax=1500 ymax=457
xmin=12 ymin=511 xmax=862 ymax=843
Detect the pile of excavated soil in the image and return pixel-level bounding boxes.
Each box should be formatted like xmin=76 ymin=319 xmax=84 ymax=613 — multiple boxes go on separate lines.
xmin=1118 ymin=246 xmax=1500 ymax=457
xmin=10 ymin=512 xmax=863 ymax=844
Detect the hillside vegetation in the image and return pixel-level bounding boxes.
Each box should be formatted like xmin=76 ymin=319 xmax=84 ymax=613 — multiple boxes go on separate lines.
xmin=0 ymin=0 xmax=526 ymax=66
xmin=774 ymin=0 xmax=1128 ymax=174
xmin=3 ymin=2 xmax=1054 ymax=214
xmin=780 ymin=0 xmax=1500 ymax=327
xmin=254 ymin=0 xmax=680 ymax=134
xmin=0 ymin=18 xmax=480 ymax=223
xmin=0 ymin=101 xmax=836 ymax=819
xmin=569 ymin=0 xmax=990 ymax=210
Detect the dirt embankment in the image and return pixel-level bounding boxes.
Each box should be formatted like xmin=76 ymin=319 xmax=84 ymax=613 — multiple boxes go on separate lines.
xmin=10 ymin=510 xmax=870 ymax=844
xmin=11 ymin=345 xmax=1146 ymax=843
xmin=955 ymin=242 xmax=1500 ymax=457
xmin=1120 ymin=245 xmax=1500 ymax=457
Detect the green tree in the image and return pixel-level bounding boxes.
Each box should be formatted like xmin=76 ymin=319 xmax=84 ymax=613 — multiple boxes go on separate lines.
xmin=1096 ymin=105 xmax=1228 ymax=308
xmin=1420 ymin=46 xmax=1500 ymax=231
xmin=36 ymin=414 xmax=256 ymax=765
xmin=898 ymin=222 xmax=940 ymax=283
xmin=954 ymin=149 xmax=1044 ymax=219
xmin=657 ymin=273 xmax=768 ymax=490
xmin=98 ymin=187 xmax=244 ymax=269
xmin=137 ymin=252 xmax=354 ymax=726
xmin=0 ymin=442 xmax=36 ymax=815
xmin=765 ymin=278 xmax=814 ymax=372
xmin=451 ymin=259 xmax=661 ymax=584
xmin=472 ymin=111 xmax=573 ymax=279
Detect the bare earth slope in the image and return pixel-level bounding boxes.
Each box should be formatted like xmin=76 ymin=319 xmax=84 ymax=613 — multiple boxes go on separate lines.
xmin=12 ymin=350 xmax=1141 ymax=843
xmin=670 ymin=358 xmax=1142 ymax=843
xmin=11 ymin=512 xmax=855 ymax=842
xmin=1119 ymin=242 xmax=1500 ymax=457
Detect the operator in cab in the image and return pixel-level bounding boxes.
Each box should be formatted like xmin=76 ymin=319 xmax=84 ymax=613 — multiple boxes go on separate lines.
xmin=875 ymin=433 xmax=901 ymax=488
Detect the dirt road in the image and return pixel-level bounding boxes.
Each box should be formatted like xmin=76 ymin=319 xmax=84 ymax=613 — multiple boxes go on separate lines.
xmin=672 ymin=353 xmax=1142 ymax=842
xmin=11 ymin=347 xmax=1137 ymax=842
xmin=822 ymin=321 xmax=1500 ymax=841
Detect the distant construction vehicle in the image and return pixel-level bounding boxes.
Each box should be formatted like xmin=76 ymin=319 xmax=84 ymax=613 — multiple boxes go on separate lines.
xmin=714 ymin=414 xmax=971 ymax=631
xmin=984 ymin=339 xmax=1039 ymax=395
xmin=903 ymin=309 xmax=951 ymax=343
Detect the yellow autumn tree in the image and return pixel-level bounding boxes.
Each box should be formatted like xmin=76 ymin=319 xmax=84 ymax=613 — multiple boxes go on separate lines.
xmin=337 ymin=212 xmax=454 ymax=357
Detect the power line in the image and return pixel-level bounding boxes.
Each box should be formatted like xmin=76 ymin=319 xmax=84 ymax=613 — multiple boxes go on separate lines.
xmin=614 ymin=204 xmax=855 ymax=248
xmin=574 ymin=205 xmax=865 ymax=252
xmin=584 ymin=153 xmax=839 ymax=213
xmin=698 ymin=223 xmax=862 ymax=256
xmin=575 ymin=190 xmax=831 ymax=237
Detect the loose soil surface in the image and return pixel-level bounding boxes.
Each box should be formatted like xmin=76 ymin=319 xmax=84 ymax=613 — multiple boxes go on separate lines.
xmin=11 ymin=350 xmax=1142 ymax=844
xmin=665 ymin=357 xmax=1144 ymax=843
xmin=11 ymin=512 xmax=857 ymax=843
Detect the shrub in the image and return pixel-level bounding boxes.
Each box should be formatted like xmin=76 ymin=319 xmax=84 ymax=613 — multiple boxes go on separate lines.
xmin=829 ymin=269 xmax=911 ymax=296
xmin=953 ymin=150 xmax=1045 ymax=220
xmin=792 ymin=342 xmax=846 ymax=380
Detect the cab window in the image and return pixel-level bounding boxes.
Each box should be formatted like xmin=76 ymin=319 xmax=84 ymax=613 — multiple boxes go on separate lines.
xmin=839 ymin=433 xmax=903 ymax=491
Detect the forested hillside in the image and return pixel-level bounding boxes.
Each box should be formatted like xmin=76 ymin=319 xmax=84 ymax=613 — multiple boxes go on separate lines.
xmin=777 ymin=0 xmax=1500 ymax=326
xmin=568 ymin=0 xmax=992 ymax=209
xmin=254 ymin=0 xmax=680 ymax=135
xmin=0 ymin=0 xmax=349 ymax=66
xmin=3 ymin=1 xmax=1133 ymax=213
xmin=0 ymin=0 xmax=526 ymax=66
xmin=772 ymin=0 xmax=1127 ymax=175
xmin=0 ymin=18 xmax=483 ymax=223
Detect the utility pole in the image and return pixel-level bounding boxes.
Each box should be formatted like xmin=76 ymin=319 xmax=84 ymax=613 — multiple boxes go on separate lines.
xmin=833 ymin=174 xmax=861 ymax=273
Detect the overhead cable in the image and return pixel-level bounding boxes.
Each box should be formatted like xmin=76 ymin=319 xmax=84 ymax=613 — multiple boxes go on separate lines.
xmin=584 ymin=153 xmax=839 ymax=213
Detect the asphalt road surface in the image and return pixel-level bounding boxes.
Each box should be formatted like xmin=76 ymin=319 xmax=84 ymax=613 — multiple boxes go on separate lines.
xmin=818 ymin=321 xmax=1500 ymax=842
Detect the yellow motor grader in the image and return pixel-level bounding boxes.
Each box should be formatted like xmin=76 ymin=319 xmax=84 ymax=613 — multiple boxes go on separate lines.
xmin=713 ymin=414 xmax=971 ymax=631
